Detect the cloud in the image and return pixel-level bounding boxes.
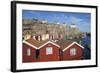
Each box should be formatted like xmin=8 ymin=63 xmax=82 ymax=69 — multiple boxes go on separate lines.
xmin=28 ymin=11 xmax=42 ymax=16
xmin=69 ymin=16 xmax=83 ymax=24
xmin=78 ymin=21 xmax=90 ymax=32
xmin=69 ymin=16 xmax=90 ymax=32
xmin=53 ymin=14 xmax=68 ymax=23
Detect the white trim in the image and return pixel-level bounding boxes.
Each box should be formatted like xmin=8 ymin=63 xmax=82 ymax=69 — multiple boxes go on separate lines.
xmin=63 ymin=42 xmax=84 ymax=51
xmin=23 ymin=41 xmax=38 ymax=49
xmin=23 ymin=41 xmax=60 ymax=50
xmin=38 ymin=41 xmax=60 ymax=49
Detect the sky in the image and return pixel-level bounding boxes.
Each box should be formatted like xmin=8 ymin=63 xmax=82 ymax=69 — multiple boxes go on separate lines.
xmin=22 ymin=10 xmax=91 ymax=32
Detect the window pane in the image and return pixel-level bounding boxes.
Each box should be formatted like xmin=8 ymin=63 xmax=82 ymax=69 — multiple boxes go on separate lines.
xmin=70 ymin=48 xmax=76 ymax=56
xmin=46 ymin=47 xmax=52 ymax=55
xmin=27 ymin=48 xmax=31 ymax=56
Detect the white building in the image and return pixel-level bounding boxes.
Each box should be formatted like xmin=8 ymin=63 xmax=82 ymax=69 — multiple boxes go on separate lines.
xmin=70 ymin=24 xmax=77 ymax=28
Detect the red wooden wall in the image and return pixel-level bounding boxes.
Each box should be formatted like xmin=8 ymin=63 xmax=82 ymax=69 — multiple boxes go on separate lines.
xmin=63 ymin=44 xmax=83 ymax=60
xmin=39 ymin=43 xmax=60 ymax=62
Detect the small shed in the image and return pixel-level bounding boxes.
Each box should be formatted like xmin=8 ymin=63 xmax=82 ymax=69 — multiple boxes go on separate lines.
xmin=38 ymin=40 xmax=60 ymax=62
xmin=56 ymin=40 xmax=84 ymax=60
xmin=22 ymin=39 xmax=40 ymax=62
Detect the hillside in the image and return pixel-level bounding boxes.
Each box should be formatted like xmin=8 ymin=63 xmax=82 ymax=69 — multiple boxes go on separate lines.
xmin=22 ymin=19 xmax=81 ymax=40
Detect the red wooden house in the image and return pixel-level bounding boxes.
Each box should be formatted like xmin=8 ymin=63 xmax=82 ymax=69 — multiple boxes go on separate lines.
xmin=56 ymin=40 xmax=84 ymax=60
xmin=22 ymin=39 xmax=40 ymax=62
xmin=38 ymin=40 xmax=60 ymax=62
xmin=23 ymin=39 xmax=60 ymax=62
xmin=23 ymin=38 xmax=84 ymax=63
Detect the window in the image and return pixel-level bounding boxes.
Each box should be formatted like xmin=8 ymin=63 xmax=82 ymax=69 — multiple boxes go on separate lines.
xmin=70 ymin=48 xmax=76 ymax=56
xmin=46 ymin=47 xmax=52 ymax=55
xmin=27 ymin=48 xmax=31 ymax=56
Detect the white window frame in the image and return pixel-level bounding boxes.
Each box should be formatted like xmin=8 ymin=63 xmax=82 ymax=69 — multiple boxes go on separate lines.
xmin=46 ymin=47 xmax=53 ymax=55
xmin=27 ymin=48 xmax=31 ymax=56
xmin=70 ymin=48 xmax=77 ymax=56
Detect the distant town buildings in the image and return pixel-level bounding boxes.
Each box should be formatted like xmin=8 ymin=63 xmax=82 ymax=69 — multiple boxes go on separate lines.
xmin=23 ymin=19 xmax=82 ymax=41
xmin=70 ymin=23 xmax=77 ymax=28
xmin=41 ymin=19 xmax=48 ymax=24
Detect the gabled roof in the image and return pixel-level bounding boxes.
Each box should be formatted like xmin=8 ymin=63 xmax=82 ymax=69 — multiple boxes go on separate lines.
xmin=56 ymin=40 xmax=73 ymax=50
xmin=56 ymin=40 xmax=84 ymax=51
xmin=38 ymin=40 xmax=60 ymax=49
xmin=63 ymin=42 xmax=84 ymax=51
xmin=23 ymin=39 xmax=60 ymax=49
xmin=23 ymin=39 xmax=40 ymax=49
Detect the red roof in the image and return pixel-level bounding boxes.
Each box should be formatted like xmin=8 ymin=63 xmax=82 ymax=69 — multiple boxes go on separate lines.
xmin=25 ymin=38 xmax=41 ymax=47
xmin=55 ymin=40 xmax=73 ymax=50
xmin=24 ymin=39 xmax=60 ymax=49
